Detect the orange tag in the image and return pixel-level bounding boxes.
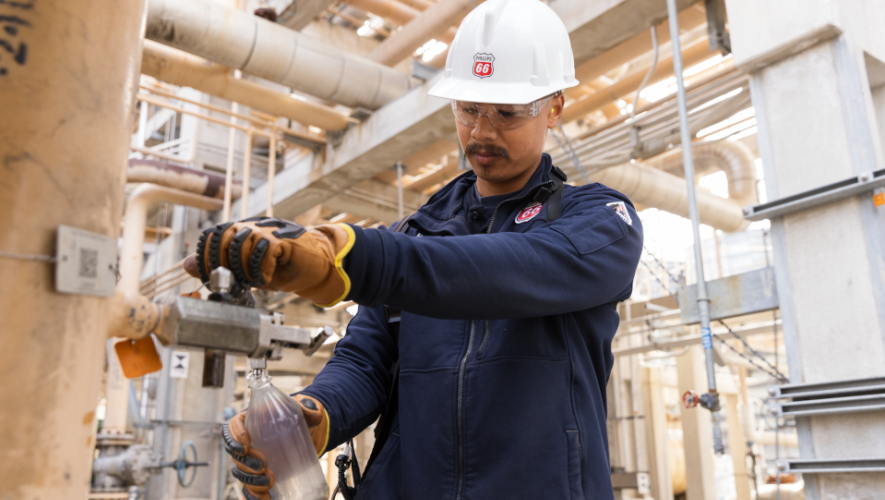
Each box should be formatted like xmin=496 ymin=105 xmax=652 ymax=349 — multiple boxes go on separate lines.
xmin=114 ymin=337 xmax=163 ymax=378
xmin=874 ymin=191 xmax=885 ymax=207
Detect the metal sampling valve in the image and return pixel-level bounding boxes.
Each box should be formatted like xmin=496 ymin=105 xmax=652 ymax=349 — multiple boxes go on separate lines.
xmin=153 ymin=267 xmax=332 ymax=361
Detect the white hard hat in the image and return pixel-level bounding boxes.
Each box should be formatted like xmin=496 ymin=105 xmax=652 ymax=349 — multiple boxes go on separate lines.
xmin=428 ymin=0 xmax=578 ymax=105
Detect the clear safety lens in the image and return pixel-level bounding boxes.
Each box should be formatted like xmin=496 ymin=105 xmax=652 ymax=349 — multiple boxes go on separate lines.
xmin=451 ymin=93 xmax=558 ymax=131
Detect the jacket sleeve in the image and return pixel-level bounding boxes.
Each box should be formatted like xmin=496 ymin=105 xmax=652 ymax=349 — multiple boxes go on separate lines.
xmin=298 ymin=304 xmax=396 ymax=450
xmin=344 ymin=188 xmax=643 ymax=320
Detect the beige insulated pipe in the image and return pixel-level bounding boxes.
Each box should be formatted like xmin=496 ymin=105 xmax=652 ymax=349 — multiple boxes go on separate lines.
xmin=0 ymin=0 xmax=148 ymax=498
xmin=146 ymin=0 xmax=416 ymax=110
xmin=118 ymin=184 xmax=223 ymax=295
xmin=592 ymin=162 xmax=751 ymax=232
xmin=562 ymin=38 xmax=715 ymax=123
xmin=396 ymin=0 xmax=433 ymax=10
xmin=346 ymin=0 xmax=421 ymax=26
xmin=142 ymin=41 xmax=351 ymax=131
xmin=650 ymin=141 xmax=758 ymax=207
xmin=367 ymin=0 xmax=481 ymax=67
xmin=103 ymin=184 xmax=223 ymax=435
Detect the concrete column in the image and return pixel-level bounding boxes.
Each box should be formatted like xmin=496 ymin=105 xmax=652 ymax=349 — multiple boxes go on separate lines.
xmin=724 ymin=394 xmax=751 ymax=500
xmin=676 ymin=345 xmax=717 ymax=500
xmin=725 ymin=1 xmax=885 ymax=498
xmin=0 ymin=0 xmax=148 ymax=498
xmin=642 ymin=368 xmax=674 ymax=500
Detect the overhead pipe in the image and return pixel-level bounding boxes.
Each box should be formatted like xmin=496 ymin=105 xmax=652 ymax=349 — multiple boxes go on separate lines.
xmin=346 ymin=0 xmax=421 ymax=25
xmin=562 ymin=37 xmax=717 ymax=123
xmin=565 ymin=8 xmax=708 ymax=100
xmin=146 ymin=0 xmax=418 ymax=110
xmin=393 ymin=0 xmax=433 ymax=10
xmin=367 ymin=0 xmax=481 ymax=67
xmin=128 ymin=159 xmax=243 ymax=200
xmin=141 ymin=40 xmax=351 ymax=131
xmin=649 ymin=141 xmax=758 ymax=207
xmin=592 ymin=161 xmax=750 ymax=232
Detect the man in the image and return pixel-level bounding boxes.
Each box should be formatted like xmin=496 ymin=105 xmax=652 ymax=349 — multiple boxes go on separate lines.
xmin=186 ymin=0 xmax=643 ymax=498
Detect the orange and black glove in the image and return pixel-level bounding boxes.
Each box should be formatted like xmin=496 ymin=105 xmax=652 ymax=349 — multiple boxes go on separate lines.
xmin=222 ymin=395 xmax=330 ymax=500
xmin=187 ymin=217 xmax=355 ymax=307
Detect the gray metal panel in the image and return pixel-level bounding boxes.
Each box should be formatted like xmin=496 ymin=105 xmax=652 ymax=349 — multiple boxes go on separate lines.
xmin=172 ymin=298 xmax=261 ymax=354
xmin=679 ymin=267 xmax=779 ymax=325
xmin=778 ymin=458 xmax=885 ymax=474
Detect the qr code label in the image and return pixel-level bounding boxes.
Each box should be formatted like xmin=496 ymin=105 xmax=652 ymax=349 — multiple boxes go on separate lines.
xmin=79 ymin=248 xmax=98 ymax=278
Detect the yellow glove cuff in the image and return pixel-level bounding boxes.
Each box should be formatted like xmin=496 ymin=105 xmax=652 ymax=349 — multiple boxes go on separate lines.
xmin=315 ymin=223 xmax=356 ymax=308
xmin=318 ymin=407 xmax=331 ymax=457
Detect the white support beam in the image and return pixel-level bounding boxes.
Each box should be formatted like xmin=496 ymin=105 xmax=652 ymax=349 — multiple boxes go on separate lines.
xmin=242 ymin=0 xmax=700 ymax=220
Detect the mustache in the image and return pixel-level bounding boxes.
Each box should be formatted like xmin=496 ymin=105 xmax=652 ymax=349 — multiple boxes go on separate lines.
xmin=465 ymin=143 xmax=510 ymax=160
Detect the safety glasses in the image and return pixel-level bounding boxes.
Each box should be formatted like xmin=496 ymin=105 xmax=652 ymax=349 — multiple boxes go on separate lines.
xmin=451 ymin=92 xmax=560 ymax=131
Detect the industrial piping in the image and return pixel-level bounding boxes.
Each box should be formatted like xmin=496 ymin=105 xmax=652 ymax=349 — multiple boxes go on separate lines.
xmin=562 ymin=37 xmax=717 ymax=123
xmin=118 ymin=184 xmax=223 ymax=295
xmin=142 ymin=41 xmax=351 ymax=131
xmin=591 ymin=161 xmax=751 ymax=232
xmin=145 ymin=0 xmax=418 ymax=110
xmin=105 ymin=184 xmax=224 ymax=435
xmin=649 ymin=140 xmax=758 ymax=207
xmin=367 ymin=0 xmax=481 ymax=67
xmin=128 ymin=159 xmax=243 ymax=200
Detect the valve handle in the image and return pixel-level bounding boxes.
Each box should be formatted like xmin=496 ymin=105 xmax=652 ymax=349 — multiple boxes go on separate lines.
xmin=682 ymin=390 xmax=700 ymax=409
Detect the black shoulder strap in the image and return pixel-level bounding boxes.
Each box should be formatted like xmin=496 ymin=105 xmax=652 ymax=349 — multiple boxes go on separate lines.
xmin=361 ymin=214 xmax=413 ymax=481
xmin=534 ymin=165 xmax=567 ymax=223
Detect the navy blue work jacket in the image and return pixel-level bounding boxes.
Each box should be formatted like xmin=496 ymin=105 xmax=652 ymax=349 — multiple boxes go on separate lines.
xmin=301 ymin=154 xmax=643 ymax=500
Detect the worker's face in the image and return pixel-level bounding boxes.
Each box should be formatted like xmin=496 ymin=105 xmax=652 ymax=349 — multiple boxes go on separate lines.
xmin=455 ymin=94 xmax=564 ymax=192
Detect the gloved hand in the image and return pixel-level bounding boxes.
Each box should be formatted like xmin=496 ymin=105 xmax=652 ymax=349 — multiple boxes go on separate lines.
xmin=186 ymin=217 xmax=355 ymax=307
xmin=223 ymin=394 xmax=330 ymax=500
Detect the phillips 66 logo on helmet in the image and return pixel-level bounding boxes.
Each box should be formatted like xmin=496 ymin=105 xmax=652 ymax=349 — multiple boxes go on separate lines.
xmin=472 ymin=53 xmax=495 ymax=79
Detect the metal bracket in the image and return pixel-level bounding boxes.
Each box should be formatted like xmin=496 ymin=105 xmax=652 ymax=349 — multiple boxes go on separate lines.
xmin=776 ymin=457 xmax=885 ymax=474
xmin=743 ymin=168 xmax=885 ymax=221
xmin=769 ymin=376 xmax=885 ymax=418
xmin=255 ymin=312 xmax=313 ymax=360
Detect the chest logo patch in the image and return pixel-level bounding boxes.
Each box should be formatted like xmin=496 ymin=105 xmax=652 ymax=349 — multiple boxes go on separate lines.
xmin=515 ymin=202 xmax=543 ymax=224
xmin=607 ymin=201 xmax=633 ymax=226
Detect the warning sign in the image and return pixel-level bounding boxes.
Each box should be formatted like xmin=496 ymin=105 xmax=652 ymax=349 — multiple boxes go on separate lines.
xmin=170 ymin=351 xmax=190 ymax=379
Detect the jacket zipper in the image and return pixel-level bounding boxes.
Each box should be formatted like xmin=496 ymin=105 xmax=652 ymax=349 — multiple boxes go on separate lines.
xmin=454 ymin=180 xmax=554 ymax=500
xmin=455 ymin=320 xmax=476 ymax=500
xmin=476 ymin=320 xmax=491 ymax=357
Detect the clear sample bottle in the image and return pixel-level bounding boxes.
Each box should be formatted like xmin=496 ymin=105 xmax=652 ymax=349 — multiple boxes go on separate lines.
xmin=245 ymin=369 xmax=330 ymax=500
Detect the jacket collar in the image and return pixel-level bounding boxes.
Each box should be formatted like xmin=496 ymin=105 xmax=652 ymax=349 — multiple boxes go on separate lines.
xmin=418 ymin=153 xmax=557 ymax=222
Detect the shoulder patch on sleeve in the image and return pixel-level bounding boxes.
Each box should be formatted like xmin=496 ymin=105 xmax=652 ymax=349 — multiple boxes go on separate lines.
xmin=606 ymin=201 xmax=632 ymax=226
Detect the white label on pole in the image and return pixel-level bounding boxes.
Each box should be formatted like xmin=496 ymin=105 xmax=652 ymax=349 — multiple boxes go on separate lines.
xmin=170 ymin=351 xmax=190 ymax=379
xmin=636 ymin=472 xmax=650 ymax=495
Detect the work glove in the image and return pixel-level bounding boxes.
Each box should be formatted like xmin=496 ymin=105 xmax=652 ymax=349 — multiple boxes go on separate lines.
xmin=222 ymin=394 xmax=330 ymax=500
xmin=187 ymin=217 xmax=355 ymax=307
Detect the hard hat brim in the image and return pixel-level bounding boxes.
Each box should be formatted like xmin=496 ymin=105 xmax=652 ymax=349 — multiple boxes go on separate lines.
xmin=428 ymin=76 xmax=578 ymax=106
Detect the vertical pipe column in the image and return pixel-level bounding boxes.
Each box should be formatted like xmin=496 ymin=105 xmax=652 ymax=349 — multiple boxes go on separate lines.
xmin=396 ymin=161 xmax=404 ymax=219
xmin=665 ymin=0 xmax=724 ymax=454
xmin=241 ymin=131 xmax=253 ymax=219
xmin=223 ymin=100 xmax=239 ymax=222
xmin=0 ymin=0 xmax=148 ymax=497
xmin=266 ymin=133 xmax=276 ymax=217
